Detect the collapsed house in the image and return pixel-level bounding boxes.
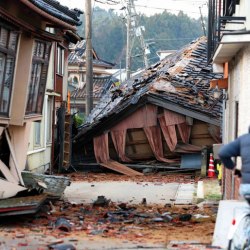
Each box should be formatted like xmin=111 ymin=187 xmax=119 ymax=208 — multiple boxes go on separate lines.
xmin=0 ymin=0 xmax=80 ymax=200
xmin=72 ymin=37 xmax=224 ymax=175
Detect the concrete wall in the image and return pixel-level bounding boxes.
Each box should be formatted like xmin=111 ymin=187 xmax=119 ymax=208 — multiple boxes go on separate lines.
xmin=237 ymin=0 xmax=250 ymax=30
xmin=223 ymin=45 xmax=250 ymax=199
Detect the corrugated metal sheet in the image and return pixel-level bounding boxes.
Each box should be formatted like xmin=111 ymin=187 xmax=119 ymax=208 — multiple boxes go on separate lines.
xmin=0 ymin=194 xmax=47 ymax=216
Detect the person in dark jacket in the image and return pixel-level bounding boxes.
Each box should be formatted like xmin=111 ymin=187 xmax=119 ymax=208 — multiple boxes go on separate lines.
xmin=218 ymin=129 xmax=250 ymax=196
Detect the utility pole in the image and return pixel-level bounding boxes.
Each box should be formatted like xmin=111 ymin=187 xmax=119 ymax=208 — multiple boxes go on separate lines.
xmin=125 ymin=0 xmax=149 ymax=80
xmin=126 ymin=0 xmax=132 ymax=80
xmin=85 ymin=0 xmax=93 ymax=115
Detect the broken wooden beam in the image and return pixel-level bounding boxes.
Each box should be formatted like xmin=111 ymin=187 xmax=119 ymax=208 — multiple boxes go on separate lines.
xmin=99 ymin=160 xmax=143 ymax=176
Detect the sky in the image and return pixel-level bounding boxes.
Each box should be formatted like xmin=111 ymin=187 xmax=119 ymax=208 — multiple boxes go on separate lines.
xmin=58 ymin=0 xmax=208 ymax=19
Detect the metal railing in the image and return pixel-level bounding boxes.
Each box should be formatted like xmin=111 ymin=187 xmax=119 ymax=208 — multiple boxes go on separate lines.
xmin=207 ymin=0 xmax=245 ymax=62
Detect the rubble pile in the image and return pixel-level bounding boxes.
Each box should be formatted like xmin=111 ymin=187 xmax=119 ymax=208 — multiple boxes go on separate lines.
xmin=67 ymin=172 xmax=199 ymax=183
xmin=0 ymin=198 xmax=217 ymax=249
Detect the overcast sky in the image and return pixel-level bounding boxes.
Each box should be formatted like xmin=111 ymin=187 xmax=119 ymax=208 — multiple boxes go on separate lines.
xmin=58 ymin=0 xmax=208 ymax=19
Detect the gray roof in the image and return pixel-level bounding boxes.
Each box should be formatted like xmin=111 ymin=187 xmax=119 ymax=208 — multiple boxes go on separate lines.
xmin=68 ymin=40 xmax=115 ymax=68
xmin=30 ymin=0 xmax=82 ymax=26
xmin=75 ymin=37 xmax=224 ymax=141
xmin=70 ymin=75 xmax=118 ymax=99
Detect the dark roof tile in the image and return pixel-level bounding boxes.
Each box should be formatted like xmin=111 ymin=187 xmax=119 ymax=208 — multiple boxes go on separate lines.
xmin=30 ymin=0 xmax=81 ymax=26
xmin=76 ymin=37 xmax=224 ymax=139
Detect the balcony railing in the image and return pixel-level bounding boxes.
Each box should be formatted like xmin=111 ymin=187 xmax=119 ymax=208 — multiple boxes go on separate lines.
xmin=207 ymin=0 xmax=245 ymax=62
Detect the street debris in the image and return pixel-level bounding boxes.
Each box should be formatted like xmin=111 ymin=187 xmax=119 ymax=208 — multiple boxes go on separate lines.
xmin=55 ymin=218 xmax=72 ymax=232
xmin=0 ymin=172 xmax=220 ymax=249
xmin=48 ymin=243 xmax=76 ymax=250
xmin=0 ymin=196 xmax=217 ymax=248
xmin=93 ymin=195 xmax=111 ymax=207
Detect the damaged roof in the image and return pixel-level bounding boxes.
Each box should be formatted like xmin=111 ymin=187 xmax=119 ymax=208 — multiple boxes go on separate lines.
xmin=28 ymin=0 xmax=82 ymax=26
xmin=75 ymin=37 xmax=224 ymax=141
xmin=70 ymin=75 xmax=118 ymax=99
xmin=68 ymin=40 xmax=115 ymax=68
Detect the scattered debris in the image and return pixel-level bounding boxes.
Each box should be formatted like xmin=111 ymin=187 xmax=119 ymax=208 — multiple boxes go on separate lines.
xmin=93 ymin=196 xmax=110 ymax=207
xmin=48 ymin=243 xmax=76 ymax=250
xmin=55 ymin=218 xmax=72 ymax=232
xmin=141 ymin=198 xmax=147 ymax=205
xmin=0 ymin=173 xmax=219 ymax=248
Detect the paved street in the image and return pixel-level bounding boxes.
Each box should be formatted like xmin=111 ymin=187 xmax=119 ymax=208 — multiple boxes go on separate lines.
xmin=0 ymin=174 xmax=219 ymax=250
xmin=64 ymin=181 xmax=195 ymax=205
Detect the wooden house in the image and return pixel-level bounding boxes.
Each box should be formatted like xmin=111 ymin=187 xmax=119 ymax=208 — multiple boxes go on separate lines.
xmin=73 ymin=37 xmax=224 ymax=175
xmin=0 ymin=0 xmax=80 ymax=198
xmin=68 ymin=40 xmax=116 ymax=114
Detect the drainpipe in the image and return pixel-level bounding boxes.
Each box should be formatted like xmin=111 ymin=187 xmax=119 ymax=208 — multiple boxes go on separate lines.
xmin=222 ymin=89 xmax=226 ymax=199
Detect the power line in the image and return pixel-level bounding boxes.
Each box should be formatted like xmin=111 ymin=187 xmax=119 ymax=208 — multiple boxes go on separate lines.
xmin=146 ymin=38 xmax=199 ymax=41
xmin=94 ymin=0 xmax=120 ymax=5
xmin=132 ymin=4 xmax=205 ymax=14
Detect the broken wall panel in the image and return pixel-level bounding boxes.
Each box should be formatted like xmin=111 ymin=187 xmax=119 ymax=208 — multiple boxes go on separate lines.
xmin=126 ymin=128 xmax=154 ymax=160
xmin=190 ymin=121 xmax=217 ymax=146
xmin=92 ymin=104 xmax=216 ymax=168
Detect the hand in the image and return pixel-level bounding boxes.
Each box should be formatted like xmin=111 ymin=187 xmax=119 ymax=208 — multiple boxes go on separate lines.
xmin=234 ymin=169 xmax=242 ymax=178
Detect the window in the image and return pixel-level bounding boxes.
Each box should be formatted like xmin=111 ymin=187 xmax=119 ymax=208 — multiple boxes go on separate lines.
xmin=0 ymin=23 xmax=18 ymax=116
xmin=26 ymin=40 xmax=51 ymax=114
xmin=34 ymin=121 xmax=41 ymax=146
xmin=46 ymin=97 xmax=52 ymax=143
xmin=57 ymin=46 xmax=64 ymax=75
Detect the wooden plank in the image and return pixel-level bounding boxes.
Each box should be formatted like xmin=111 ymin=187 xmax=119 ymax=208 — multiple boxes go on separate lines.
xmin=0 ymin=160 xmax=18 ymax=183
xmin=99 ymin=160 xmax=143 ymax=176
xmin=0 ymin=179 xmax=26 ymax=199
xmin=4 ymin=130 xmax=24 ymax=185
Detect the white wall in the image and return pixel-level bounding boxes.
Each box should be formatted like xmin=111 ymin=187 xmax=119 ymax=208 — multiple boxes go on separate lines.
xmin=224 ymin=45 xmax=250 ymax=144
xmin=237 ymin=0 xmax=250 ymax=30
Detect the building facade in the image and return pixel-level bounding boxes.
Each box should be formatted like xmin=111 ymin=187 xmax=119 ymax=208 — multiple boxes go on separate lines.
xmin=208 ymin=0 xmax=250 ymax=199
xmin=0 ymin=0 xmax=80 ymax=198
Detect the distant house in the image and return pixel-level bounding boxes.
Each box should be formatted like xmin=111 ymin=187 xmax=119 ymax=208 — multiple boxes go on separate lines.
xmin=68 ymin=40 xmax=116 ymax=115
xmin=73 ymin=37 xmax=224 ymax=175
xmin=208 ymin=0 xmax=250 ymax=199
xmin=0 ymin=0 xmax=80 ymax=198
xmin=70 ymin=75 xmax=119 ymax=115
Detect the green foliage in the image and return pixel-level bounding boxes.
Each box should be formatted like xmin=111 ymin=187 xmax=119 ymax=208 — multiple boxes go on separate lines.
xmin=78 ymin=8 xmax=206 ymax=72
xmin=73 ymin=114 xmax=84 ymax=127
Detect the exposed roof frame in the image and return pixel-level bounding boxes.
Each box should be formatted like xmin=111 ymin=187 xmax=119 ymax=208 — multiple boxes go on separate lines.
xmin=146 ymin=95 xmax=220 ymax=126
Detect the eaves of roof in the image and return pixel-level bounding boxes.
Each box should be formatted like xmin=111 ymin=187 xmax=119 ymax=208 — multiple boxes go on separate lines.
xmin=74 ymin=92 xmax=221 ymax=143
xmin=20 ymin=0 xmax=81 ymax=31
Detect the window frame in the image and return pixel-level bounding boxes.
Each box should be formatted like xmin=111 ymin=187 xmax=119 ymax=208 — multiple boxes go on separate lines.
xmin=56 ymin=45 xmax=64 ymax=76
xmin=0 ymin=21 xmax=19 ymax=116
xmin=34 ymin=121 xmax=42 ymax=146
xmin=46 ymin=96 xmax=52 ymax=144
xmin=26 ymin=40 xmax=51 ymax=115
